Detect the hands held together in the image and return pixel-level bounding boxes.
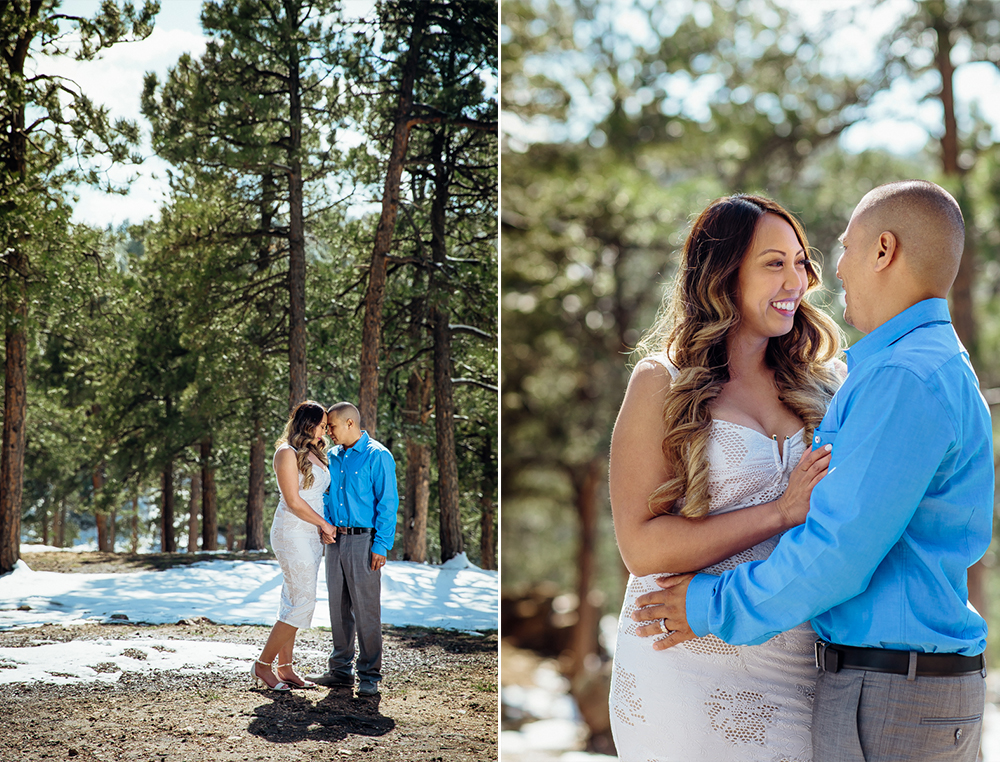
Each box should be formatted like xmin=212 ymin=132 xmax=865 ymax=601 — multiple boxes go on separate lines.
xmin=319 ymin=523 xmax=337 ymax=544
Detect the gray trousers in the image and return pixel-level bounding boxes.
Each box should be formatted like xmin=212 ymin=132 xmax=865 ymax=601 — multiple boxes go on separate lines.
xmin=323 ymin=533 xmax=383 ymax=683
xmin=813 ymin=668 xmax=985 ymax=762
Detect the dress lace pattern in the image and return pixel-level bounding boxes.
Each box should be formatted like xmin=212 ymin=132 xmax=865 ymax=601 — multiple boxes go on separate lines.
xmin=269 ymin=444 xmax=331 ymax=629
xmin=610 ymin=355 xmax=816 ymax=762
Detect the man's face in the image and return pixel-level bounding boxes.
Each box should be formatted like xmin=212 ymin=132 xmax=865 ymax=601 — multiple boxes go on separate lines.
xmin=327 ymin=415 xmax=352 ymax=445
xmin=836 ymin=210 xmax=876 ymax=334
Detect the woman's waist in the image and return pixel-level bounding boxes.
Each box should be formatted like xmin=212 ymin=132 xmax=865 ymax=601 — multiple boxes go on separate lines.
xmin=275 ymin=501 xmax=326 ymax=520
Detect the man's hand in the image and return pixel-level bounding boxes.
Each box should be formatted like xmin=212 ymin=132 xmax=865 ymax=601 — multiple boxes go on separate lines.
xmin=370 ymin=552 xmax=386 ymax=572
xmin=631 ymin=574 xmax=698 ymax=650
xmin=319 ymin=525 xmax=337 ymax=545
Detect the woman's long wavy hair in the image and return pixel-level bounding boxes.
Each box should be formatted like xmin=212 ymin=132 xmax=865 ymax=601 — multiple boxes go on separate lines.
xmin=275 ymin=400 xmax=329 ymax=489
xmin=635 ymin=194 xmax=843 ymax=518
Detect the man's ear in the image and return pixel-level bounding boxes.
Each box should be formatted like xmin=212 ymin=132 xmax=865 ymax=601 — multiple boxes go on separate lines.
xmin=873 ymin=231 xmax=898 ymax=273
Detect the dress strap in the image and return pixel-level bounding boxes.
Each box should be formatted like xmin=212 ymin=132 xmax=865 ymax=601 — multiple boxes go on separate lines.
xmin=642 ymin=352 xmax=679 ymax=380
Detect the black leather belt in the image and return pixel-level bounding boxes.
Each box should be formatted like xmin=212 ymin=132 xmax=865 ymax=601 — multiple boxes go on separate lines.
xmin=337 ymin=526 xmax=373 ymax=535
xmin=816 ymin=641 xmax=985 ymax=677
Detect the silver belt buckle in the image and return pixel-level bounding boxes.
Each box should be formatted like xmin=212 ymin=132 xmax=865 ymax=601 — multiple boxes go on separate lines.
xmin=814 ymin=640 xmax=825 ymax=670
xmin=814 ymin=640 xmax=842 ymax=672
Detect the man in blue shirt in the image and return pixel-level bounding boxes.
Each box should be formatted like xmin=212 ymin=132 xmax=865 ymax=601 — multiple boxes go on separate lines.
xmin=632 ymin=181 xmax=994 ymax=761
xmin=308 ymin=401 xmax=399 ymax=697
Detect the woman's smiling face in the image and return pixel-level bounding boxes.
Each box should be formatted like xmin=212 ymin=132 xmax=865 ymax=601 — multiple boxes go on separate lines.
xmin=735 ymin=213 xmax=809 ymax=342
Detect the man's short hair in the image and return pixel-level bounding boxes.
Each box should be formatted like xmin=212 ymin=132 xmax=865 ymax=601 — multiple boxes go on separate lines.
xmin=328 ymin=401 xmax=361 ymax=427
xmin=860 ymin=180 xmax=965 ymax=257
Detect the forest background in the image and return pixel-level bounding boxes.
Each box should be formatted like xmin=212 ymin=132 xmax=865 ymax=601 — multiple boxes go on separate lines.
xmin=501 ymin=0 xmax=1000 ymax=744
xmin=0 ymin=0 xmax=498 ymax=573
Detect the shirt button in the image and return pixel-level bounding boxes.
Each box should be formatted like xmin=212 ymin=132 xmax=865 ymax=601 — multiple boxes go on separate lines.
xmin=814 ymin=436 xmax=821 ymax=444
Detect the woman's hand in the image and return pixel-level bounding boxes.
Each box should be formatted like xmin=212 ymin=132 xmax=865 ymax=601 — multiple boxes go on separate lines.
xmin=774 ymin=444 xmax=832 ymax=528
xmin=319 ymin=523 xmax=337 ymax=544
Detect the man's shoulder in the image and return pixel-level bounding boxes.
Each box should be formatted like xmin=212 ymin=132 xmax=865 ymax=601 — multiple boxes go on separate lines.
xmin=367 ymin=439 xmax=395 ymax=461
xmin=361 ymin=434 xmax=395 ymax=461
xmin=880 ymin=321 xmax=964 ymax=381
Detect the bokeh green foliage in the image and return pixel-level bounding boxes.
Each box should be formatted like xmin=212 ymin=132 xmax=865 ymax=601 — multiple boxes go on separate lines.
xmin=501 ymin=0 xmax=1000 ymax=614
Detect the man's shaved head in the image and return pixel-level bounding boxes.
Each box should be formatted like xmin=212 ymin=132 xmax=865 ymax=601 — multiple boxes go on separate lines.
xmin=854 ymin=180 xmax=965 ymax=292
xmin=328 ymin=402 xmax=361 ymax=426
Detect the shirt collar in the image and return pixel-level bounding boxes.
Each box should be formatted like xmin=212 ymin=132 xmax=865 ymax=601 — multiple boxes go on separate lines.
xmin=332 ymin=430 xmax=370 ymax=457
xmin=844 ymin=298 xmax=952 ymax=370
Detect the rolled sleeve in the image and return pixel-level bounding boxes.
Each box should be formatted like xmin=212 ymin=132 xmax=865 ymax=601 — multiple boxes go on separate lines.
xmin=685 ymin=573 xmax=718 ymax=638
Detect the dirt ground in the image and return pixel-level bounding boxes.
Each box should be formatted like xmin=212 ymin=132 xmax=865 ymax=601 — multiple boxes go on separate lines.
xmin=0 ymin=552 xmax=498 ymax=762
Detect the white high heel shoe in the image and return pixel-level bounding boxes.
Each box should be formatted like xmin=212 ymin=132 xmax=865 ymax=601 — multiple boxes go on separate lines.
xmin=251 ymin=659 xmax=291 ymax=692
xmin=276 ymin=661 xmax=317 ymax=689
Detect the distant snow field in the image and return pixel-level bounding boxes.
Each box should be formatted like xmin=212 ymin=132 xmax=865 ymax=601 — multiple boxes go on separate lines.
xmin=0 ymin=546 xmax=497 ymax=686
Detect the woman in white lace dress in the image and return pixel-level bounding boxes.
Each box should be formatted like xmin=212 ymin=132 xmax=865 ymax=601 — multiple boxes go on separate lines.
xmin=252 ymin=401 xmax=338 ymax=691
xmin=609 ymin=195 xmax=846 ymax=761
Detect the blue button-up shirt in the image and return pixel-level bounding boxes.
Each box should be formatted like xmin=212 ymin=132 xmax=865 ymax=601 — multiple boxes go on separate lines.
xmin=324 ymin=431 xmax=399 ymax=557
xmin=686 ymin=298 xmax=994 ymax=655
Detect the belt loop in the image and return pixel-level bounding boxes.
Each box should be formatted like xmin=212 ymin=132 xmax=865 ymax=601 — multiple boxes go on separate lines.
xmin=907 ymin=651 xmax=917 ymax=681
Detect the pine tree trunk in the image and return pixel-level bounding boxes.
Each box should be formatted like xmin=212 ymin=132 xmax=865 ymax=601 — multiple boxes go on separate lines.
xmin=0 ymin=252 xmax=27 ymax=574
xmin=479 ymin=438 xmax=497 ymax=571
xmin=95 ymin=513 xmax=108 ymax=552
xmin=162 ymin=460 xmax=175 ymax=553
xmin=201 ymin=436 xmax=218 ymax=550
xmin=358 ymin=6 xmax=427 ymax=436
xmin=40 ymin=501 xmax=49 ymax=547
xmin=402 ymin=442 xmax=430 ymax=562
xmin=130 ymin=493 xmax=139 ymax=555
xmin=479 ymin=492 xmax=495 ymax=571
xmin=402 ymin=369 xmax=431 ymax=562
xmin=244 ymin=415 xmax=266 ymax=550
xmin=94 ymin=462 xmax=112 ymax=552
xmin=433 ymin=306 xmax=462 ymax=562
xmin=288 ymin=148 xmax=307 ymax=412
xmin=56 ymin=498 xmax=66 ymax=548
xmin=0 ymin=18 xmax=32 ymax=576
xmin=568 ymin=458 xmax=602 ymax=679
xmin=188 ymin=471 xmax=201 ymax=552
xmin=286 ymin=48 xmax=307 ymax=411
xmin=428 ymin=129 xmax=462 ymax=562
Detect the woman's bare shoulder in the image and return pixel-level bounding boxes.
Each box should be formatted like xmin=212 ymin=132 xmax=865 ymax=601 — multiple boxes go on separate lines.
xmin=274 ymin=445 xmax=297 ymax=465
xmin=627 ymin=355 xmax=675 ymax=393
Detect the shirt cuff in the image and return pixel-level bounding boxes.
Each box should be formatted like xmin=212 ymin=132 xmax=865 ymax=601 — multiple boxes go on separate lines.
xmin=372 ymin=541 xmax=390 ymax=557
xmin=685 ymin=573 xmax=717 ymax=637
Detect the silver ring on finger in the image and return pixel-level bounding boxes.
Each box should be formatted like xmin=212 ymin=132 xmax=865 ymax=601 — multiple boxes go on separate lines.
xmin=658 ymin=618 xmax=669 ymax=634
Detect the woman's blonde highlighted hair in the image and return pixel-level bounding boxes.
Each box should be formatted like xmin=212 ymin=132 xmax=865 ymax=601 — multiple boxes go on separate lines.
xmin=276 ymin=400 xmax=329 ymax=489
xmin=635 ymin=194 xmax=843 ymax=518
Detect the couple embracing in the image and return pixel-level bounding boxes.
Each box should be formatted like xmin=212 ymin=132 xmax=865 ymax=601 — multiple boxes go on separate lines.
xmin=250 ymin=401 xmax=398 ymax=698
xmin=609 ymin=181 xmax=994 ymax=761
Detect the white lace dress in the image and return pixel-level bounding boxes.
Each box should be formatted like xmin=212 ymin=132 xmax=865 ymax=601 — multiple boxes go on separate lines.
xmin=269 ymin=445 xmax=331 ymax=629
xmin=610 ymin=356 xmax=817 ymax=762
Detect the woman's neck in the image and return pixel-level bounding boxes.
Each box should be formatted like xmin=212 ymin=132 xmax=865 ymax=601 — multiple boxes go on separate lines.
xmin=726 ymin=331 xmax=769 ymax=380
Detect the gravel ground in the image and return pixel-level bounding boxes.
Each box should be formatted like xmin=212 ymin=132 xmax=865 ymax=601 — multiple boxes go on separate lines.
xmin=0 ymin=552 xmax=499 ymax=762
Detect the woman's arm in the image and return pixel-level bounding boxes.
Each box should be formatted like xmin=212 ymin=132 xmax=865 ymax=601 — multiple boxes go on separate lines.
xmin=610 ymin=360 xmax=829 ymax=577
xmin=275 ymin=449 xmax=337 ymax=537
